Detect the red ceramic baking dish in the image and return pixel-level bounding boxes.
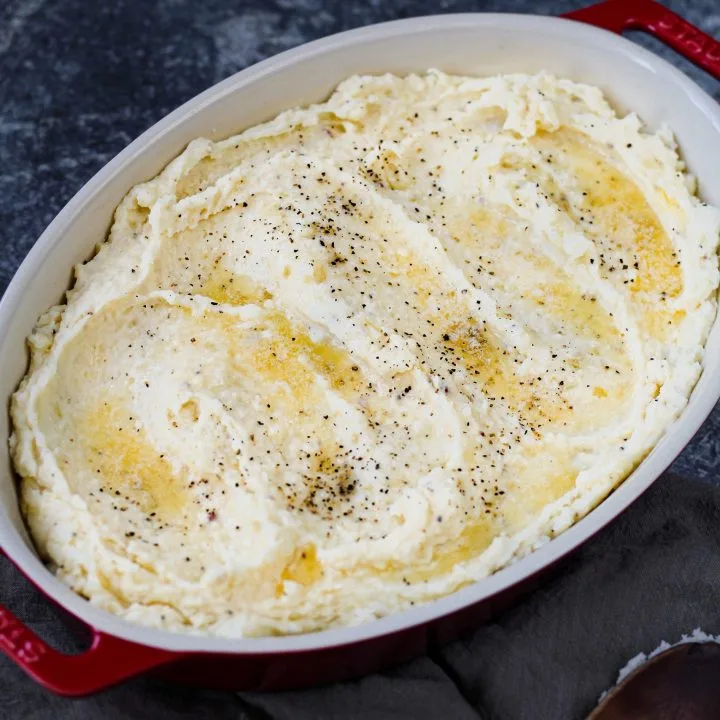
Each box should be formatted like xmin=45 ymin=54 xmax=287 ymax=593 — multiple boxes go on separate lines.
xmin=1 ymin=0 xmax=719 ymax=696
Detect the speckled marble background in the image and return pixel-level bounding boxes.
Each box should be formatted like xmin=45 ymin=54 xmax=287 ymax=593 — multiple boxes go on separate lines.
xmin=1 ymin=0 xmax=719 ymax=478
xmin=0 ymin=1 xmax=719 ymax=718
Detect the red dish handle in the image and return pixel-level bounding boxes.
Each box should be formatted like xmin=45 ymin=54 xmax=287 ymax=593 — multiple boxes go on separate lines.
xmin=3 ymin=1 xmax=717 ymax=699
xmin=0 ymin=576 xmax=177 ymax=695
xmin=564 ymin=0 xmax=720 ymax=80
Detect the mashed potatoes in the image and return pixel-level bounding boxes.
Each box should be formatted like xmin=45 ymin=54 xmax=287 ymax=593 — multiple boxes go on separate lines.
xmin=10 ymin=72 xmax=719 ymax=637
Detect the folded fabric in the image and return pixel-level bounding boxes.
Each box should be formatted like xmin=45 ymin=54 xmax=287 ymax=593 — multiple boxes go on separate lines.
xmin=3 ymin=470 xmax=720 ymax=719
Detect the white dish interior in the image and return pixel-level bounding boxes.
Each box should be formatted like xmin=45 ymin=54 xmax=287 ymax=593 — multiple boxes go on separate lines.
xmin=1 ymin=13 xmax=719 ymax=653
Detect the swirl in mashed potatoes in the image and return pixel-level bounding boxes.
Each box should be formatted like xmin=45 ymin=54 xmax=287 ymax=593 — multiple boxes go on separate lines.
xmin=11 ymin=72 xmax=720 ymax=636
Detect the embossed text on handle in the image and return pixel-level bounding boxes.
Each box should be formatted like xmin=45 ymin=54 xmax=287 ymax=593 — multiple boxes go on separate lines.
xmin=0 ymin=607 xmax=47 ymax=664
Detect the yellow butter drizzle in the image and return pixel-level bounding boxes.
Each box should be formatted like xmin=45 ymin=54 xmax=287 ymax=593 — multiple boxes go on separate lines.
xmin=79 ymin=398 xmax=187 ymax=519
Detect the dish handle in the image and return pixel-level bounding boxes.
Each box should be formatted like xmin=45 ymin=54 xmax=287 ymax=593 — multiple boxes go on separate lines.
xmin=564 ymin=0 xmax=720 ymax=80
xmin=0 ymin=553 xmax=177 ymax=696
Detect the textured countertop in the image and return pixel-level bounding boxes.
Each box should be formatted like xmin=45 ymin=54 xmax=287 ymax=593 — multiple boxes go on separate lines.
xmin=1 ymin=1 xmax=719 ymax=718
xmin=1 ymin=0 xmax=719 ymax=477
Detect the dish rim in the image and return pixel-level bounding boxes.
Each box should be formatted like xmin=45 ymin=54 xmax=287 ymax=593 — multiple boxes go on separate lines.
xmin=1 ymin=11 xmax=719 ymax=654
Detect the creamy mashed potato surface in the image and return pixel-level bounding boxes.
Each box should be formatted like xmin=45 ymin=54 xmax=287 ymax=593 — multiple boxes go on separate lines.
xmin=11 ymin=72 xmax=720 ymax=637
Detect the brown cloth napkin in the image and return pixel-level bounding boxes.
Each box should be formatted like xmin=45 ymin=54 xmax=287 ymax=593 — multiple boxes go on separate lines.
xmin=3 ymin=469 xmax=720 ymax=719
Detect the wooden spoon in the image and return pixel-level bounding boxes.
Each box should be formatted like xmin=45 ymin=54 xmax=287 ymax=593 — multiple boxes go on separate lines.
xmin=590 ymin=642 xmax=720 ymax=719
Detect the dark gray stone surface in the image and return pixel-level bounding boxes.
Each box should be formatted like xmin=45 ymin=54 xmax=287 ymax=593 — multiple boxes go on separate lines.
xmin=0 ymin=0 xmax=718 ymax=717
xmin=4 ymin=473 xmax=720 ymax=720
